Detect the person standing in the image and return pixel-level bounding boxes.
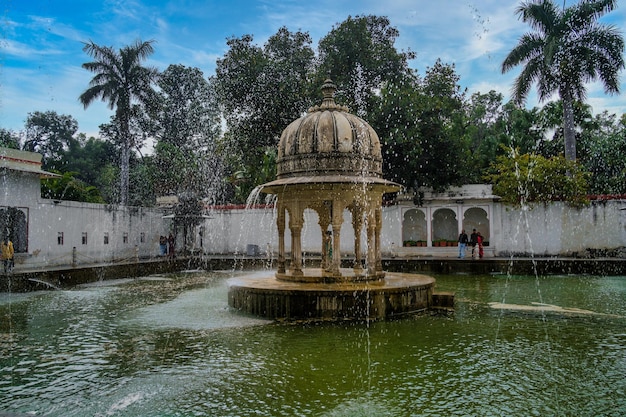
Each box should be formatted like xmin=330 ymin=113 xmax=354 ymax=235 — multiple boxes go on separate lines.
xmin=458 ymin=229 xmax=468 ymax=259
xmin=1 ymin=237 xmax=14 ymax=273
xmin=477 ymin=231 xmax=484 ymax=259
xmin=159 ymin=235 xmax=167 ymax=256
xmin=167 ymin=233 xmax=175 ymax=259
xmin=469 ymin=229 xmax=478 ymax=260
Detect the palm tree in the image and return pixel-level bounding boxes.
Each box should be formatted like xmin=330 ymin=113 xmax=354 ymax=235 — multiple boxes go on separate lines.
xmin=79 ymin=39 xmax=158 ymax=205
xmin=502 ymin=0 xmax=624 ymax=161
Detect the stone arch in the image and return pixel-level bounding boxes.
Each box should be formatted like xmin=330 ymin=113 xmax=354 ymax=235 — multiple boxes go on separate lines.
xmin=432 ymin=208 xmax=457 ymax=243
xmin=402 ymin=209 xmax=427 ymax=244
xmin=0 ymin=207 xmax=28 ymax=253
xmin=463 ymin=207 xmax=490 ymax=243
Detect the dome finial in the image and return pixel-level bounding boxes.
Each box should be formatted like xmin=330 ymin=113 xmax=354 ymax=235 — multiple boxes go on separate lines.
xmin=307 ymin=77 xmax=349 ymax=113
xmin=320 ymin=78 xmax=337 ymax=108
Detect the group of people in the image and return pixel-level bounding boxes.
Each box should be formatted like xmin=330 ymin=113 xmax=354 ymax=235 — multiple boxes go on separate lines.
xmin=457 ymin=228 xmax=484 ymax=259
xmin=159 ymin=234 xmax=176 ymax=259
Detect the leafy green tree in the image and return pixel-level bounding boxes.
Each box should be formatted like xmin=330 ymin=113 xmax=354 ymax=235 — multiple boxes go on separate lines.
xmin=214 ymin=28 xmax=314 ymax=201
xmin=151 ymin=65 xmax=220 ymax=150
xmin=374 ymin=73 xmax=424 ymax=190
xmin=79 ymin=39 xmax=159 ymax=205
xmin=463 ymin=91 xmax=505 ymax=181
xmin=316 ymin=15 xmax=415 ymax=118
xmin=226 ymin=147 xmax=277 ymax=204
xmin=128 ymin=157 xmax=156 ymax=207
xmin=97 ymin=109 xmax=154 ymax=206
xmin=149 ymin=64 xmax=224 ymax=204
xmin=23 ymin=111 xmax=79 ymax=171
xmin=61 ymin=134 xmax=117 ymax=194
xmin=151 ymin=142 xmax=196 ymax=198
xmin=415 ymin=60 xmax=469 ymax=191
xmin=41 ymin=171 xmax=105 ymax=203
xmin=502 ymin=0 xmax=624 ymax=162
xmin=533 ymin=100 xmax=597 ymax=158
xmin=486 ymin=146 xmax=589 ymax=207
xmin=578 ymin=111 xmax=626 ymax=194
xmin=374 ymin=60 xmax=470 ymax=192
xmin=495 ymin=102 xmax=543 ymax=156
xmin=0 ymin=129 xmax=20 ymax=149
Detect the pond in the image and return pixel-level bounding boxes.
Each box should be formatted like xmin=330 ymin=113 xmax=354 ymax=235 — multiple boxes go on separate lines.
xmin=1 ymin=271 xmax=624 ymax=416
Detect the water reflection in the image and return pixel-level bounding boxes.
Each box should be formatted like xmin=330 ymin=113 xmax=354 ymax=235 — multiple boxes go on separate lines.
xmin=0 ymin=272 xmax=624 ymax=416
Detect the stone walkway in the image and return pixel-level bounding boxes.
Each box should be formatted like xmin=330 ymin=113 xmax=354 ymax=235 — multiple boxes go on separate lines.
xmin=1 ymin=255 xmax=624 ymax=292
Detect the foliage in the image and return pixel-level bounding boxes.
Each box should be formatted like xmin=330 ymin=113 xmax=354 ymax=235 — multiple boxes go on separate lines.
xmin=578 ymin=112 xmax=626 ymax=194
xmin=9 ymin=12 xmax=625 ymax=207
xmin=61 ymin=134 xmax=117 ymax=195
xmin=226 ymin=147 xmax=277 ymax=204
xmin=148 ymin=64 xmax=224 ymax=204
xmin=316 ymin=15 xmax=415 ymax=118
xmin=0 ymin=129 xmax=20 ymax=149
xmin=41 ymin=171 xmax=105 ymax=203
xmin=375 ymin=74 xmax=424 ymax=190
xmin=485 ymin=146 xmax=590 ymax=207
xmin=214 ymin=28 xmax=314 ymax=202
xmin=79 ymin=39 xmax=159 ymax=205
xmin=375 ymin=60 xmax=469 ymax=192
xmin=463 ymin=91 xmax=506 ymax=182
xmin=23 ymin=111 xmax=79 ymax=171
xmin=502 ymin=0 xmax=625 ymax=161
xmin=151 ymin=64 xmax=221 ymax=150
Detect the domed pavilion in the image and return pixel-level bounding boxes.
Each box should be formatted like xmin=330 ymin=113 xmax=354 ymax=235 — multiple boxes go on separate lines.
xmin=228 ymin=79 xmax=438 ymax=321
xmin=261 ymin=78 xmax=400 ymax=282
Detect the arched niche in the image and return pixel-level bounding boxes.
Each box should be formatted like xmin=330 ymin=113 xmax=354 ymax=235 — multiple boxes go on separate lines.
xmin=432 ymin=208 xmax=457 ymax=243
xmin=402 ymin=209 xmax=426 ymax=245
xmin=0 ymin=207 xmax=28 ymax=252
xmin=463 ymin=207 xmax=490 ymax=243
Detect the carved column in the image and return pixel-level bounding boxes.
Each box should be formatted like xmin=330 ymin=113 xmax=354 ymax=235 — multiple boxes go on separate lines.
xmin=375 ymin=205 xmax=383 ymax=274
xmin=276 ymin=200 xmax=286 ymax=274
xmin=318 ymin=202 xmax=332 ymax=271
xmin=288 ymin=202 xmax=304 ymax=276
xmin=351 ymin=204 xmax=364 ymax=273
xmin=330 ymin=199 xmax=343 ymax=276
xmin=366 ymin=205 xmax=376 ymax=276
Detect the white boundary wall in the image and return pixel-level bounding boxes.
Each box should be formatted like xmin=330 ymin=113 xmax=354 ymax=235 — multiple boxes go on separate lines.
xmin=1 ymin=169 xmax=168 ymax=268
xmin=491 ymin=201 xmax=626 ymax=256
xmin=2 ymin=165 xmax=625 ymax=268
xmin=201 ymin=199 xmax=625 ymax=258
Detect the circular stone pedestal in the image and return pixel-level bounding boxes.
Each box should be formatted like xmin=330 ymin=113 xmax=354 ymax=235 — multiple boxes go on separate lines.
xmin=228 ymin=269 xmax=436 ymax=321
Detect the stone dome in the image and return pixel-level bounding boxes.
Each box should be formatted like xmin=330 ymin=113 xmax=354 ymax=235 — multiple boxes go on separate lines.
xmin=276 ymin=79 xmax=383 ymax=179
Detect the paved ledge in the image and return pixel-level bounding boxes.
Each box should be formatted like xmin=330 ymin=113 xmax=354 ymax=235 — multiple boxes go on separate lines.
xmin=382 ymin=257 xmax=626 ymax=276
xmin=1 ymin=255 xmax=624 ymax=292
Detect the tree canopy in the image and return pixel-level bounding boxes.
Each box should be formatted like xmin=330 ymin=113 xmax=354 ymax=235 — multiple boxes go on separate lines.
xmin=5 ymin=12 xmax=625 ymax=208
xmin=502 ymin=0 xmax=624 ymax=161
xmin=79 ymin=39 xmax=159 ymax=205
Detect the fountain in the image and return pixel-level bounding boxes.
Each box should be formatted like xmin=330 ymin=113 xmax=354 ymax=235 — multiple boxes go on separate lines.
xmin=228 ymin=79 xmax=448 ymax=320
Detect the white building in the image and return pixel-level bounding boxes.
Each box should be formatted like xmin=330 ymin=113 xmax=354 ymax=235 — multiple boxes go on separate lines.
xmin=0 ymin=148 xmax=167 ymax=269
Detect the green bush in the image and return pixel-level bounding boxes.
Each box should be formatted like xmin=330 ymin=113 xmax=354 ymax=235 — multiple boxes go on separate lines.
xmin=485 ymin=146 xmax=589 ymax=208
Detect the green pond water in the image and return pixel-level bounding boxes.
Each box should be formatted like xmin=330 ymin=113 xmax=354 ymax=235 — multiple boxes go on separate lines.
xmin=0 ymin=271 xmax=624 ymax=416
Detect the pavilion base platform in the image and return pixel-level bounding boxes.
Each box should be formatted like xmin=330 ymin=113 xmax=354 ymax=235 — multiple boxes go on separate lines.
xmin=228 ymin=269 xmax=442 ymax=321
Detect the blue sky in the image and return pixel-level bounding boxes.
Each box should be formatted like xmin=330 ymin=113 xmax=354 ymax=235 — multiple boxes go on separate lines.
xmin=1 ymin=0 xmax=625 ymax=137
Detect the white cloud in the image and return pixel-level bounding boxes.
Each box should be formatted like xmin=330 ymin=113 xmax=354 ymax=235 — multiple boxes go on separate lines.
xmin=3 ymin=0 xmax=624 ymax=138
xmin=0 ymin=39 xmax=43 ymax=58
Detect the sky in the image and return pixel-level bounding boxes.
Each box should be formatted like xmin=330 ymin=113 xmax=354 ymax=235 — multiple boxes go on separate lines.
xmin=1 ymin=0 xmax=625 ymax=138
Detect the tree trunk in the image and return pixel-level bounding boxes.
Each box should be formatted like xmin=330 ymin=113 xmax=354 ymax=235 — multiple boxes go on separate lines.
xmin=562 ymin=92 xmax=576 ymax=162
xmin=120 ymin=138 xmax=130 ymax=206
xmin=119 ymin=112 xmax=130 ymax=206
